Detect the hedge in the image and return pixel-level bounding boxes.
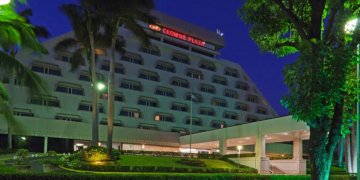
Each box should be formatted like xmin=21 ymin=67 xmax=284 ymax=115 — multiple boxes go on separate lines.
xmin=0 ymin=173 xmax=357 ymax=180
xmin=120 ymin=150 xmax=196 ymax=157
xmin=0 ymin=149 xmax=16 ymax=156
xmin=176 ymin=158 xmax=206 ymax=167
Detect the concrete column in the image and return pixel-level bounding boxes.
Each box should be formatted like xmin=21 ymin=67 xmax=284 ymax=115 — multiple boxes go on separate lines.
xmin=219 ymin=139 xmax=227 ymax=155
xmin=44 ymin=136 xmax=48 ymax=154
xmin=293 ymin=138 xmax=303 ymax=160
xmin=255 ymin=135 xmax=269 ymax=174
xmin=255 ymin=135 xmax=266 ymax=157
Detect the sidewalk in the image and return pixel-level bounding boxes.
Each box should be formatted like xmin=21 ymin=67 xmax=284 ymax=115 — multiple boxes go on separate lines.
xmin=0 ymin=153 xmax=46 ymax=161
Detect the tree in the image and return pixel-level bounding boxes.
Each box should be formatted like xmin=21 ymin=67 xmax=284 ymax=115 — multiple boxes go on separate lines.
xmin=59 ymin=0 xmax=104 ymax=146
xmin=95 ymin=0 xmax=157 ymax=159
xmin=238 ymin=1 xmax=359 ymax=179
xmin=0 ymin=1 xmax=49 ymax=149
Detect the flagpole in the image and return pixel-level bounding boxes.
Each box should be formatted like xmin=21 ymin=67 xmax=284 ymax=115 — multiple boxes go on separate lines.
xmin=190 ymin=88 xmax=193 ymax=159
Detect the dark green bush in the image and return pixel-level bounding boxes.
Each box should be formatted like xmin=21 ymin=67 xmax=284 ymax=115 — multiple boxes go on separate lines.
xmin=39 ymin=158 xmax=61 ymax=166
xmin=79 ymin=146 xmax=119 ymax=162
xmin=0 ymin=149 xmax=16 ymax=155
xmin=174 ymin=167 xmax=189 ymax=173
xmin=14 ymin=148 xmax=29 ymax=165
xmin=116 ymin=166 xmax=131 ymax=172
xmin=269 ymin=155 xmax=293 ymax=160
xmin=154 ymin=166 xmax=173 ymax=172
xmin=191 ymin=168 xmax=205 ymax=173
xmin=176 ymin=158 xmax=206 ymax=167
xmin=140 ymin=166 xmax=156 ymax=172
xmin=198 ymin=153 xmax=221 ymax=159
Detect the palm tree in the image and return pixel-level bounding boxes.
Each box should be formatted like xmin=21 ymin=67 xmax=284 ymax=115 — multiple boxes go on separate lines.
xmin=97 ymin=0 xmax=157 ymax=158
xmin=59 ymin=0 xmax=104 ymax=146
xmin=0 ymin=2 xmax=49 ymax=149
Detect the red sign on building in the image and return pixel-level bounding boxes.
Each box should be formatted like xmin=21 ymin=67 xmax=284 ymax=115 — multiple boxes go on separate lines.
xmin=149 ymin=24 xmax=205 ymax=47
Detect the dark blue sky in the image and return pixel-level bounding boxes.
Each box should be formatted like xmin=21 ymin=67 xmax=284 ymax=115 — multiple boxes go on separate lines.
xmin=18 ymin=0 xmax=297 ymax=116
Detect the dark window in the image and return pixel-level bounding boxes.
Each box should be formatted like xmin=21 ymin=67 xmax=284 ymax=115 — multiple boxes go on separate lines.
xmin=171 ymin=104 xmax=188 ymax=112
xmin=155 ymin=88 xmax=174 ymax=97
xmin=171 ymin=55 xmax=189 ymax=64
xmin=171 ymin=79 xmax=188 ymax=88
xmin=156 ymin=63 xmax=175 ymax=73
xmin=139 ymin=72 xmax=159 ymax=81
xmin=121 ymin=55 xmax=142 ymax=65
xmin=225 ymin=69 xmax=238 ymax=78
xmin=120 ymin=82 xmax=142 ymax=91
xmin=139 ymin=46 xmax=159 ymax=56
xmin=100 ymin=64 xmax=124 ymax=74
xmin=79 ymin=75 xmax=90 ymax=81
xmin=138 ymin=99 xmax=158 ymax=107
xmin=224 ymin=113 xmax=237 ymax=120
xmin=185 ymin=119 xmax=201 ymax=126
xmin=199 ymin=109 xmax=215 ymax=116
xmin=200 ymin=86 xmax=215 ymax=94
xmin=31 ymin=66 xmax=61 ymax=76
xmin=236 ymin=83 xmax=249 ymax=91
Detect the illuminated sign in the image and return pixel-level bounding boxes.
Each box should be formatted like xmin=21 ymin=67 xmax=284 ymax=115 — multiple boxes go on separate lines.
xmin=149 ymin=24 xmax=205 ymax=47
xmin=149 ymin=24 xmax=161 ymax=31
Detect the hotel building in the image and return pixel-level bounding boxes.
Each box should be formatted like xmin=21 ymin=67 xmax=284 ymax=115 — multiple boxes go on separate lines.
xmin=0 ymin=11 xmax=278 ymax=152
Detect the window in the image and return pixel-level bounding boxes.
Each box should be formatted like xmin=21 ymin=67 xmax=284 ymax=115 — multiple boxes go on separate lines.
xmin=171 ymin=78 xmax=189 ymax=88
xmin=155 ymin=87 xmax=175 ymax=97
xmin=138 ymin=97 xmax=158 ymax=107
xmin=138 ymin=70 xmax=159 ymax=82
xmin=55 ymin=82 xmax=84 ymax=96
xmin=212 ymin=76 xmax=227 ymax=86
xmin=236 ymin=82 xmax=249 ymax=91
xmin=224 ymin=89 xmax=238 ymax=99
xmin=78 ymin=71 xmax=104 ymax=82
xmin=154 ymin=113 xmax=174 ymax=122
xmin=171 ymin=53 xmax=190 ymax=64
xmin=212 ymin=121 xmax=225 ymax=129
xmin=247 ymin=95 xmax=259 ymax=103
xmin=56 ymin=54 xmax=73 ymax=63
xmin=2 ymin=76 xmax=25 ymax=86
xmin=29 ymin=96 xmax=60 ymax=107
xmin=31 ymin=62 xmax=61 ymax=76
xmin=199 ymin=107 xmax=215 ymax=116
xmin=224 ymin=68 xmax=239 ymax=78
xmin=200 ymin=61 xmax=216 ymax=72
xmin=235 ymin=103 xmax=248 ymax=111
xmin=212 ymin=98 xmax=227 ymax=107
xmin=120 ymin=53 xmax=143 ymax=65
xmin=186 ymin=69 xmax=203 ymax=80
xmin=139 ymin=123 xmax=157 ymax=130
xmin=94 ymin=48 xmax=106 ymax=56
xmin=149 ymin=35 xmax=161 ymax=41
xmin=100 ymin=119 xmax=123 ymax=126
xmin=185 ymin=93 xmax=203 ymax=103
xmin=100 ymin=61 xmax=124 ymax=74
xmin=139 ymin=45 xmax=160 ymax=56
xmin=224 ymin=111 xmax=238 ymax=120
xmin=13 ymin=108 xmax=34 ymax=117
xmin=171 ymin=127 xmax=187 ymax=134
xmin=171 ymin=103 xmax=188 ymax=112
xmin=256 ymin=107 xmax=268 ymax=115
xmin=185 ymin=117 xmax=202 ymax=126
xmin=100 ymin=92 xmax=124 ymax=102
xmin=120 ymin=80 xmax=142 ymax=91
xmin=163 ymin=39 xmax=188 ymax=49
xmin=55 ymin=113 xmax=82 ymax=122
xmin=246 ymin=115 xmax=258 ymax=123
xmin=200 ymin=84 xmax=215 ymax=94
xmin=78 ymin=102 xmax=105 ymax=113
xmin=120 ymin=108 xmax=141 ymax=118
xmin=156 ymin=61 xmax=175 ymax=73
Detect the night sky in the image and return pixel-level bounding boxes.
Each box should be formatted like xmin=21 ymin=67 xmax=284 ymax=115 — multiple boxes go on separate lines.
xmin=17 ymin=0 xmax=298 ymax=116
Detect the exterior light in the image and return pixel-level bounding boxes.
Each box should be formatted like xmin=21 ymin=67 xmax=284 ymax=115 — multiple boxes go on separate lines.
xmin=21 ymin=137 xmax=26 ymax=140
xmin=98 ymin=142 xmax=101 ymax=146
xmin=96 ymin=161 xmax=101 ymax=165
xmin=237 ymin=146 xmax=242 ymax=150
xmin=281 ymin=154 xmax=284 ymax=157
xmin=237 ymin=145 xmax=242 ymax=168
xmin=142 ymin=144 xmax=145 ymax=149
xmin=345 ymin=19 xmax=357 ymax=33
xmin=97 ymin=83 xmax=105 ymax=90
xmin=0 ymin=0 xmax=10 ymax=5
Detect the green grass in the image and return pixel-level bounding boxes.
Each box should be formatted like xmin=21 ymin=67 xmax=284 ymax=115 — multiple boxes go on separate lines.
xmin=306 ymin=164 xmax=347 ymax=174
xmin=117 ymin=155 xmax=238 ymax=169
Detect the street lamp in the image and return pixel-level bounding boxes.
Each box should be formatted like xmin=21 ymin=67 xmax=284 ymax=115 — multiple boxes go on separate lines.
xmin=237 ymin=145 xmax=242 ymax=168
xmin=345 ymin=19 xmax=359 ymax=179
xmin=0 ymin=0 xmax=10 ymax=6
xmin=97 ymin=83 xmax=105 ymax=90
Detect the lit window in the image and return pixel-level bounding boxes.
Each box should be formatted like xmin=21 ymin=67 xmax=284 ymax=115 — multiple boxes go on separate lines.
xmin=212 ymin=121 xmax=225 ymax=129
xmin=200 ymin=84 xmax=215 ymax=94
xmin=94 ymin=48 xmax=106 ymax=56
xmin=212 ymin=75 xmax=227 ymax=86
xmin=224 ymin=68 xmax=238 ymax=78
xmin=31 ymin=62 xmax=61 ymax=76
xmin=154 ymin=113 xmax=174 ymax=122
xmin=29 ymin=96 xmax=60 ymax=107
xmin=139 ymin=46 xmax=160 ymax=56
xmin=224 ymin=89 xmax=238 ymax=99
xmin=120 ymin=53 xmax=143 ymax=65
xmin=171 ymin=103 xmax=188 ymax=112
xmin=156 ymin=61 xmax=175 ymax=73
xmin=139 ymin=70 xmax=159 ymax=82
xmin=120 ymin=80 xmax=142 ymax=91
xmin=171 ymin=78 xmax=189 ymax=88
xmin=212 ymin=98 xmax=227 ymax=107
xmin=185 ymin=117 xmax=202 ymax=126
xmin=186 ymin=69 xmax=203 ymax=80
xmin=199 ymin=108 xmax=215 ymax=116
xmin=100 ymin=92 xmax=124 ymax=102
xmin=200 ymin=61 xmax=216 ymax=72
xmin=236 ymin=82 xmax=249 ymax=91
xmin=224 ymin=111 xmax=238 ymax=120
xmin=138 ymin=97 xmax=158 ymax=107
xmin=171 ymin=53 xmax=189 ymax=64
xmin=55 ymin=82 xmax=84 ymax=96
xmin=155 ymin=87 xmax=175 ymax=97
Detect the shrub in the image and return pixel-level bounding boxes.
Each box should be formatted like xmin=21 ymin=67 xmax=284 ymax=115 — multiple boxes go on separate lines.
xmin=40 ymin=158 xmax=61 ymax=166
xmin=174 ymin=167 xmax=189 ymax=173
xmin=155 ymin=166 xmax=173 ymax=172
xmin=111 ymin=149 xmax=120 ymax=160
xmin=79 ymin=146 xmax=108 ymax=162
xmin=46 ymin=150 xmax=57 ymax=157
xmin=141 ymin=166 xmax=156 ymax=172
xmin=176 ymin=158 xmax=206 ymax=167
xmin=116 ymin=166 xmax=131 ymax=172
xmin=198 ymin=153 xmax=221 ymax=159
xmin=14 ymin=149 xmax=29 ymax=165
xmin=191 ymin=168 xmax=205 ymax=173
xmin=0 ymin=149 xmax=16 ymax=155
xmin=0 ymin=161 xmax=5 ymax=166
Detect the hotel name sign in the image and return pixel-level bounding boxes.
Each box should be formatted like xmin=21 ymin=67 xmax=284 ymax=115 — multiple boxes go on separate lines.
xmin=149 ymin=24 xmax=205 ymax=47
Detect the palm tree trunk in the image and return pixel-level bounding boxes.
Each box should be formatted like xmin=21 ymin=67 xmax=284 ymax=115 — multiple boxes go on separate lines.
xmin=338 ymin=138 xmax=344 ymax=166
xmin=7 ymin=71 xmax=14 ymax=149
xmin=345 ymin=133 xmax=353 ymax=173
xmin=351 ymin=121 xmax=357 ymax=172
xmin=89 ymin=30 xmax=98 ymax=146
xmin=107 ymin=19 xmax=120 ymax=159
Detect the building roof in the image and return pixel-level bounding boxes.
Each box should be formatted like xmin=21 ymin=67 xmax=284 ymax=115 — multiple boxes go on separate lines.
xmin=150 ymin=10 xmax=225 ymax=50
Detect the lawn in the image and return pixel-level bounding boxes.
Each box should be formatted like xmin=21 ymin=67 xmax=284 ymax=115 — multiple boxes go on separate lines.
xmin=117 ymin=155 xmax=238 ymax=169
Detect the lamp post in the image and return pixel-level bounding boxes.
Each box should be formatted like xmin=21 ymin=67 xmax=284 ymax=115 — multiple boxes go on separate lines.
xmin=345 ymin=19 xmax=359 ymax=179
xmin=0 ymin=0 xmax=10 ymax=5
xmin=237 ymin=145 xmax=242 ymax=168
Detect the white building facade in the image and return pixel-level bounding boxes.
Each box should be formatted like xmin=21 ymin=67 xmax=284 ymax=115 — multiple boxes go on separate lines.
xmin=0 ymin=11 xmax=278 ymax=152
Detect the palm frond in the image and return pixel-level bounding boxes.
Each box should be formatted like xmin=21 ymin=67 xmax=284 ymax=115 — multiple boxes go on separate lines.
xmin=70 ymin=48 xmax=85 ymax=72
xmin=53 ymin=37 xmax=79 ymax=52
xmin=19 ymin=8 xmax=33 ymax=23
xmin=33 ymin=26 xmax=51 ymax=39
xmin=121 ymin=17 xmax=150 ymax=46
